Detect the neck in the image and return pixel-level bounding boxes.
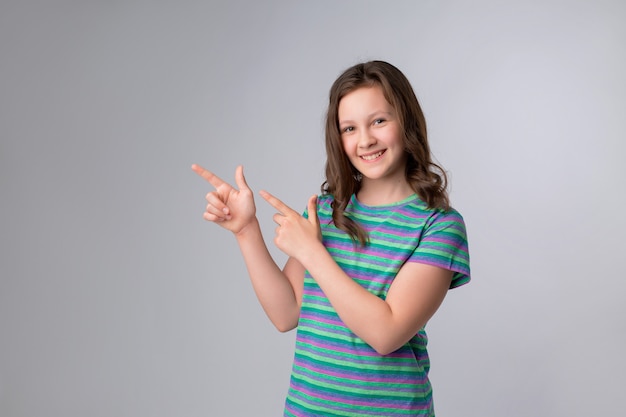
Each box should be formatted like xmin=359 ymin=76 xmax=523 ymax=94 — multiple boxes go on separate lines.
xmin=357 ymin=178 xmax=414 ymax=206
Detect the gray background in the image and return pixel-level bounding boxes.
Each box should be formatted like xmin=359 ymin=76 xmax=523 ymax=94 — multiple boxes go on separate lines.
xmin=1 ymin=0 xmax=625 ymax=416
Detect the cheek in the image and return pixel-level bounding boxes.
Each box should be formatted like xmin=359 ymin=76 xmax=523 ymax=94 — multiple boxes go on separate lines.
xmin=388 ymin=128 xmax=404 ymax=147
xmin=340 ymin=140 xmax=359 ymax=167
xmin=341 ymin=137 xmax=353 ymax=154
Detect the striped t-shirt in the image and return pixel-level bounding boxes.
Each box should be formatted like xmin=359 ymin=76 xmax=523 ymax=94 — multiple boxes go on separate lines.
xmin=283 ymin=193 xmax=470 ymax=417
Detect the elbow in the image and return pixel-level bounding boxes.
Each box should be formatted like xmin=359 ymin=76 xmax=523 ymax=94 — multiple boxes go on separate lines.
xmin=369 ymin=337 xmax=406 ymax=356
xmin=372 ymin=344 xmax=396 ymax=356
xmin=275 ymin=323 xmax=296 ymax=333
xmin=265 ymin=306 xmax=300 ymax=333
xmin=273 ymin=318 xmax=298 ymax=333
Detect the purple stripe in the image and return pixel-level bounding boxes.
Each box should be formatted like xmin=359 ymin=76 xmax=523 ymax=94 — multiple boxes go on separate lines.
xmin=289 ymin=380 xmax=430 ymax=410
xmin=299 ymin=312 xmax=344 ymax=328
xmin=291 ymin=365 xmax=420 ymax=394
xmin=292 ymin=356 xmax=426 ymax=384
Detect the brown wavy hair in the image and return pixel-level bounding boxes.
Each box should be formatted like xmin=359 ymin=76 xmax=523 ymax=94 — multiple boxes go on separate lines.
xmin=322 ymin=60 xmax=450 ymax=246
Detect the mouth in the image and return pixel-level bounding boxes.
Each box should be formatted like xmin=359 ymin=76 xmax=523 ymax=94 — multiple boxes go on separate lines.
xmin=360 ymin=150 xmax=385 ymax=161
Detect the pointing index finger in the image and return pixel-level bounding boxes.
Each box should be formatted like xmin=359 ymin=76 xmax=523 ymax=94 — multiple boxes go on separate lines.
xmin=191 ymin=164 xmax=226 ymax=189
xmin=259 ymin=190 xmax=295 ymax=216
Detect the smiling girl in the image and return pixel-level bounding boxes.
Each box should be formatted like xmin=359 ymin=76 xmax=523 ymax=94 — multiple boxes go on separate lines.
xmin=193 ymin=60 xmax=470 ymax=416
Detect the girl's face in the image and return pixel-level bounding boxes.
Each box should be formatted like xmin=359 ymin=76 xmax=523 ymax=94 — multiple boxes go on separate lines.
xmin=338 ymin=85 xmax=407 ymax=185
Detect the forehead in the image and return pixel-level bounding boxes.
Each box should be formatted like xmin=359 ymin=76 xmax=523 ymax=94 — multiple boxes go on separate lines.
xmin=338 ymin=85 xmax=392 ymax=119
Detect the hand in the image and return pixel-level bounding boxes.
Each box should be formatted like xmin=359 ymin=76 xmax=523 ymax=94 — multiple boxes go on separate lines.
xmin=260 ymin=191 xmax=322 ymax=262
xmin=191 ymin=164 xmax=256 ymax=235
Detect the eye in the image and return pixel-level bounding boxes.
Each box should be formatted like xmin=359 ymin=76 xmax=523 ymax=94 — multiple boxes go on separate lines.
xmin=373 ymin=118 xmax=386 ymax=125
xmin=341 ymin=126 xmax=354 ymax=133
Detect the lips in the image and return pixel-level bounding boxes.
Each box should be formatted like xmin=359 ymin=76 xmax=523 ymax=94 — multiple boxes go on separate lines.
xmin=360 ymin=150 xmax=385 ymax=161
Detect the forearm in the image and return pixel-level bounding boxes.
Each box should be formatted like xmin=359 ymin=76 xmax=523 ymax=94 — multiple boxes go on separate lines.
xmin=300 ymin=244 xmax=436 ymax=355
xmin=235 ymin=219 xmax=301 ymax=332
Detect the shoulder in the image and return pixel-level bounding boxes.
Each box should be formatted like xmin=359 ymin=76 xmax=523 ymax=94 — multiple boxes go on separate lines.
xmin=408 ymin=205 xmax=471 ymax=288
xmin=427 ymin=206 xmax=466 ymax=227
xmin=316 ymin=194 xmax=335 ymax=214
xmin=391 ymin=197 xmax=466 ymax=229
xmin=412 ymin=205 xmax=469 ymax=250
xmin=303 ymin=194 xmax=334 ymax=219
xmin=317 ymin=193 xmax=335 ymax=205
xmin=399 ymin=195 xmax=466 ymax=230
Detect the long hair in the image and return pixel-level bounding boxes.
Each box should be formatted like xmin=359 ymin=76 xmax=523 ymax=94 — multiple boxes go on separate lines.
xmin=322 ymin=60 xmax=450 ymax=246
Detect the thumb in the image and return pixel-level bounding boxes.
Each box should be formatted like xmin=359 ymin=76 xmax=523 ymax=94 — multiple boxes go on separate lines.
xmin=307 ymin=194 xmax=319 ymax=227
xmin=234 ymin=165 xmax=251 ymax=191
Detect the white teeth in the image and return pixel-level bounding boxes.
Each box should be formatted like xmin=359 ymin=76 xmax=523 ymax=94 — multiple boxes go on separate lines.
xmin=361 ymin=151 xmax=384 ymax=161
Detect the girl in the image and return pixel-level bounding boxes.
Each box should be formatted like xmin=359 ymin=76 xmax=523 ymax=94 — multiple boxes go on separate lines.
xmin=192 ymin=60 xmax=470 ymax=416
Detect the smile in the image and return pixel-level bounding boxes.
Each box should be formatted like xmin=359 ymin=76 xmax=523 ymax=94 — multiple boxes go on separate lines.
xmin=361 ymin=150 xmax=385 ymax=161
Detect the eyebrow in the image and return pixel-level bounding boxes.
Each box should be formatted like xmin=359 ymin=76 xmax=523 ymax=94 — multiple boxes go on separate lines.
xmin=339 ymin=110 xmax=394 ymax=125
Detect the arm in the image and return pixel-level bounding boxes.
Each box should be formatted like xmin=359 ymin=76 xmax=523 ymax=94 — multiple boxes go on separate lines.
xmin=192 ymin=164 xmax=303 ymax=332
xmin=299 ymin=244 xmax=451 ymax=355
xmin=261 ymin=191 xmax=452 ymax=355
xmin=234 ymin=221 xmax=304 ymax=332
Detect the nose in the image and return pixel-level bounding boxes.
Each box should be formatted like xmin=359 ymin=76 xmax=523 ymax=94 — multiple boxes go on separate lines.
xmin=357 ymin=128 xmax=376 ymax=149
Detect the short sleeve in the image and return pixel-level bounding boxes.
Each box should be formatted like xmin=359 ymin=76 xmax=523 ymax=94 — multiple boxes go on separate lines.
xmin=408 ymin=209 xmax=470 ymax=289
